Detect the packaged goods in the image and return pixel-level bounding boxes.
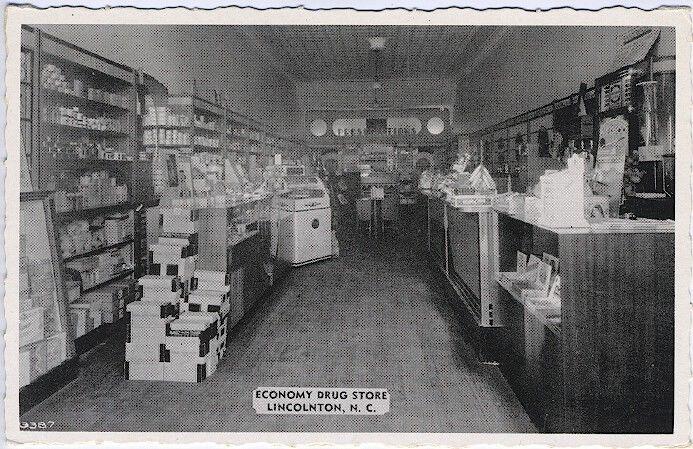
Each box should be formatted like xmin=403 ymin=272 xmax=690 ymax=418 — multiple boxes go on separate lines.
xmin=19 ymin=307 xmax=45 ymax=347
xmin=126 ymin=299 xmax=178 ymax=319
xmin=124 ymin=360 xmax=165 ymax=381
xmin=68 ymin=302 xmax=95 ymax=338
xmin=137 ymin=275 xmax=181 ymax=297
xmin=191 ymin=270 xmax=230 ymax=291
xmin=187 ymin=289 xmax=229 ymax=317
xmin=126 ymin=314 xmax=175 ymax=346
xmin=125 ymin=342 xmax=168 ymax=362
xmin=149 ymin=256 xmax=197 ymax=285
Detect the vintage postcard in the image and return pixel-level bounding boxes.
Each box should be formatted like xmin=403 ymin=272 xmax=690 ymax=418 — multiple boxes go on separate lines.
xmin=4 ymin=4 xmax=691 ymax=447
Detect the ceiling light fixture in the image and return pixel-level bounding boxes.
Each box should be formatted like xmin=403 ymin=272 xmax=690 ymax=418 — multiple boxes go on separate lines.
xmin=369 ymin=36 xmax=387 ymax=51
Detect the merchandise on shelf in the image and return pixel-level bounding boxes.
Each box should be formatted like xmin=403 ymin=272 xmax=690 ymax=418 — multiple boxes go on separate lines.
xmin=64 ymin=244 xmax=132 ymax=290
xmin=40 ymin=64 xmax=130 ymax=109
xmin=58 ymin=212 xmax=133 ymax=258
xmin=194 ymin=114 xmax=217 ymax=131
xmin=142 ymin=107 xmax=190 ymax=128
xmin=53 ymin=171 xmax=129 ymax=212
xmin=192 ymin=134 xmax=220 ymax=149
xmin=42 ymin=105 xmax=127 ymax=133
xmin=68 ymin=279 xmax=135 ymax=338
xmin=42 ymin=136 xmax=132 ymax=161
xmin=143 ymin=128 xmax=190 ymax=146
xmin=227 ymin=125 xmax=262 ymax=142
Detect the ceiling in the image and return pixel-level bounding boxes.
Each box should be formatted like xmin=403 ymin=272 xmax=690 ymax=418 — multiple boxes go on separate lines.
xmin=247 ymin=26 xmax=507 ymax=82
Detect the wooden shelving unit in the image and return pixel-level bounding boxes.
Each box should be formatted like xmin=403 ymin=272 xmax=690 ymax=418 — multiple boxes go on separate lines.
xmin=21 ymin=25 xmax=139 ymax=368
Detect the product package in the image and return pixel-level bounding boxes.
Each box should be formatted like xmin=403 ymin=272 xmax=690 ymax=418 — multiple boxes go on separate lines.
xmin=186 ymin=289 xmax=230 ymax=317
xmin=137 ymin=274 xmax=182 ymax=298
xmin=124 ymin=360 xmax=166 ymax=381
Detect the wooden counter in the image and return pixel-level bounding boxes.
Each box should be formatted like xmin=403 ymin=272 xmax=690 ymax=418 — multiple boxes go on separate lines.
xmin=494 ymin=210 xmax=674 ymax=433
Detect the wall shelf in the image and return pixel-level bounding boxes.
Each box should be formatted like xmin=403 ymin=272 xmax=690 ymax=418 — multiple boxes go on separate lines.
xmin=62 ymin=238 xmax=134 ymax=262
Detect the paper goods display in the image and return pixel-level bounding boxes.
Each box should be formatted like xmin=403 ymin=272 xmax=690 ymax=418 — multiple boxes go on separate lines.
xmin=125 ymin=204 xmax=230 ymax=382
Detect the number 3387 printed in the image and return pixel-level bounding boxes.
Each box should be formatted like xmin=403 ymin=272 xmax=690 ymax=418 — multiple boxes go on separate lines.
xmin=20 ymin=421 xmax=55 ymax=430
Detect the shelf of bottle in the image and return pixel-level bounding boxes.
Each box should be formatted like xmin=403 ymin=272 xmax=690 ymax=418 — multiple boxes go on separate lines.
xmin=42 ymin=88 xmax=132 ymax=113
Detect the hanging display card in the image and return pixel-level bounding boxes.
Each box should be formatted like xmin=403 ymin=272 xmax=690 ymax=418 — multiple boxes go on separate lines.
xmin=594 ymin=115 xmax=628 ymax=216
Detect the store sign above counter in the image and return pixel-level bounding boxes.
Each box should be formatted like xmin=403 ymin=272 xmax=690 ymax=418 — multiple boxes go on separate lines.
xmin=306 ymin=107 xmax=451 ymax=143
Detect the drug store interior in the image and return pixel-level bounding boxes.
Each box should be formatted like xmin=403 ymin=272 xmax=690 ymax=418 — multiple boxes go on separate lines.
xmin=18 ymin=24 xmax=678 ymax=434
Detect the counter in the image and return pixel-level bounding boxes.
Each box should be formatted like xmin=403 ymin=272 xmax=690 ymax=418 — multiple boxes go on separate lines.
xmin=421 ymin=190 xmax=675 ymax=433
xmin=494 ymin=209 xmax=674 ymax=433
xmin=421 ymin=191 xmax=504 ymax=362
xmin=197 ymin=196 xmax=287 ymax=329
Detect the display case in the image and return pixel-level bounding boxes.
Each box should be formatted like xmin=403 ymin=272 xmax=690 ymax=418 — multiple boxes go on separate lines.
xmin=422 ymin=193 xmax=504 ymax=362
xmin=493 ymin=209 xmax=674 ymax=433
xmin=197 ymin=197 xmax=274 ymax=325
xmin=19 ymin=191 xmax=78 ymax=414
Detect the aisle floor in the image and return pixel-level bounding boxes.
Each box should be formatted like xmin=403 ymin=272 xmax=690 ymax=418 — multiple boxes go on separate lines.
xmin=20 ymin=220 xmax=535 ymax=433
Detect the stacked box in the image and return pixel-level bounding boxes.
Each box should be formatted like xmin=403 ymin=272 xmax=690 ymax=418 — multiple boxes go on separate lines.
xmin=124 ymin=277 xmax=180 ymax=381
xmin=164 ymin=312 xmax=219 ymax=382
xmin=125 ymin=212 xmax=233 ymax=383
xmin=188 ymin=269 xmax=233 ymax=359
xmin=186 ymin=289 xmax=229 ymax=316
xmin=160 ymin=208 xmax=200 ymax=235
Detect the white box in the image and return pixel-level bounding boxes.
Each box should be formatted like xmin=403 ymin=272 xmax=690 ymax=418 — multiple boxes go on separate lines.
xmin=125 ymin=360 xmax=165 ymax=381
xmin=150 ymin=256 xmax=197 ymax=280
xmin=138 ymin=274 xmax=180 ymax=291
xmin=126 ymin=299 xmax=177 ymax=318
xmin=139 ymin=289 xmax=180 ymax=304
xmin=176 ymin=311 xmax=219 ymax=330
xmin=129 ymin=324 xmax=170 ymax=346
xmin=128 ymin=315 xmax=174 ymax=344
xmin=125 ymin=342 xmax=166 ymax=362
xmin=187 ymin=290 xmax=229 ymax=316
xmin=193 ymin=270 xmax=229 ymax=287
xmin=163 ymin=352 xmax=217 ymax=382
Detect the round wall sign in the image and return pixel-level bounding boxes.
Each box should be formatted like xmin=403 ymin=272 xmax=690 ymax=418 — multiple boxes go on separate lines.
xmin=310 ymin=119 xmax=328 ymax=137
xmin=426 ymin=116 xmax=445 ymax=135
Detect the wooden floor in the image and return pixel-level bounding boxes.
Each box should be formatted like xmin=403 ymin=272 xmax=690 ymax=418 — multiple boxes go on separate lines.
xmin=20 ymin=218 xmax=535 ymax=432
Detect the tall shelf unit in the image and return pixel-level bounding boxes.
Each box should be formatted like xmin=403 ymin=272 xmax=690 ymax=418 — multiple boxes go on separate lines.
xmin=226 ymin=110 xmax=266 ymax=181
xmin=166 ymin=95 xmax=224 ymax=154
xmin=22 ymin=26 xmax=139 ymax=362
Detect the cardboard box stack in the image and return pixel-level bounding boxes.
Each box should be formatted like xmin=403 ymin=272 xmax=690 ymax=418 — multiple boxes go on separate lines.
xmin=125 ymin=205 xmax=231 ymax=382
